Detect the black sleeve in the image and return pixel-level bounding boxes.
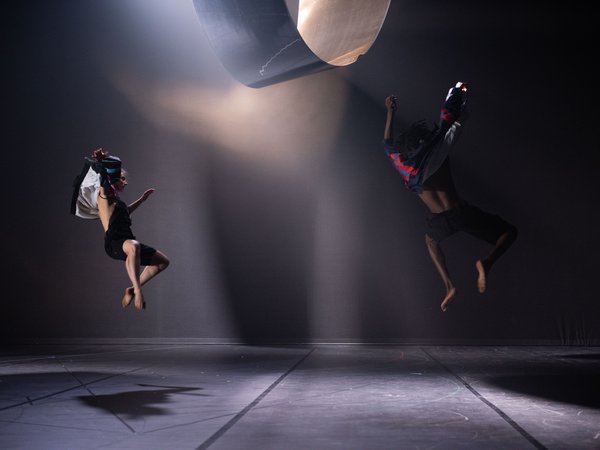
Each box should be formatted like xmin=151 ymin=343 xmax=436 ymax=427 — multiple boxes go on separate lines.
xmin=439 ymin=86 xmax=467 ymax=131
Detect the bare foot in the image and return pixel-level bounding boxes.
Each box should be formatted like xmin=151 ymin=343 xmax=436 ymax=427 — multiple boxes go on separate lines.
xmin=440 ymin=287 xmax=457 ymax=312
xmin=121 ymin=287 xmax=134 ymax=308
xmin=476 ymin=260 xmax=487 ymax=293
xmin=134 ymin=290 xmax=146 ymax=311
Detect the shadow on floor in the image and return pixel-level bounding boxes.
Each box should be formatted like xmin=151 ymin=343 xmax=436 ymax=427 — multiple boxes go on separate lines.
xmin=77 ymin=384 xmax=208 ymax=419
xmin=486 ymin=373 xmax=600 ymax=408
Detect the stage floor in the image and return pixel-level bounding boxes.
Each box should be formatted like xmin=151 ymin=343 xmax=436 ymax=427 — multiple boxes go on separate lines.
xmin=1 ymin=344 xmax=599 ymax=449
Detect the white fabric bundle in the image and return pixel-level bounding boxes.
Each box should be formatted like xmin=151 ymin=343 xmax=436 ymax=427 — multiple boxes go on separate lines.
xmin=75 ymin=166 xmax=101 ymax=219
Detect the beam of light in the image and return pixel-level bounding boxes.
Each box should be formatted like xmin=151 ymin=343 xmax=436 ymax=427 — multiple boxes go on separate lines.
xmin=308 ymin=184 xmax=366 ymax=340
xmin=96 ymin=0 xmax=400 ymax=342
xmin=110 ymin=70 xmax=349 ymax=173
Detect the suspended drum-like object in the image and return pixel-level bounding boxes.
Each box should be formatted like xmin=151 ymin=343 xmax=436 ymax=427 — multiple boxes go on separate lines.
xmin=193 ymin=0 xmax=391 ymax=88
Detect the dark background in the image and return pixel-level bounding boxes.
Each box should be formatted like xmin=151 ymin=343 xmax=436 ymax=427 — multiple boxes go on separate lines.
xmin=3 ymin=0 xmax=598 ymax=343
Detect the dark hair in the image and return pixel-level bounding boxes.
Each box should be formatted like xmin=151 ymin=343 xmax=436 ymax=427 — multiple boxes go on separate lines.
xmin=395 ymin=120 xmax=436 ymax=156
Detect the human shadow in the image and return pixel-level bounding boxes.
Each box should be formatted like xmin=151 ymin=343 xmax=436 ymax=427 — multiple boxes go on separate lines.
xmin=77 ymin=384 xmax=208 ymax=420
xmin=486 ymin=372 xmax=600 ymax=408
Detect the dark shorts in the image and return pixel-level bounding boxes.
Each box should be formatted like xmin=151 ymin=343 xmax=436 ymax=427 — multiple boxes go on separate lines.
xmin=104 ymin=237 xmax=157 ymax=266
xmin=425 ymin=202 xmax=513 ymax=244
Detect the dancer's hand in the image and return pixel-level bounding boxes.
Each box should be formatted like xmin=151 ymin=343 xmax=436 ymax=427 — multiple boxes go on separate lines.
xmin=459 ymin=82 xmax=468 ymax=92
xmin=92 ymin=148 xmax=109 ymax=160
xmin=385 ymin=95 xmax=397 ymax=111
xmin=141 ymin=188 xmax=155 ymax=201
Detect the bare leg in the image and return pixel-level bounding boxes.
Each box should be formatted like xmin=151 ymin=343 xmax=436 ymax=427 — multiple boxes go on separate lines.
xmin=425 ymin=234 xmax=457 ymax=312
xmin=122 ymin=239 xmax=145 ymax=310
xmin=140 ymin=251 xmax=170 ymax=285
xmin=122 ymin=251 xmax=170 ymax=308
xmin=476 ymin=225 xmax=518 ymax=293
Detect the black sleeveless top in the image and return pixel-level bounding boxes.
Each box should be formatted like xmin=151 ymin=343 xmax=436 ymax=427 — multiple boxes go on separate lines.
xmin=105 ymin=200 xmax=135 ymax=242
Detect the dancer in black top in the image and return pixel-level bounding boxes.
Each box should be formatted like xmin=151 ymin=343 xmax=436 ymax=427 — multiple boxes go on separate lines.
xmin=383 ymin=83 xmax=517 ymax=311
xmin=94 ymin=149 xmax=170 ymax=311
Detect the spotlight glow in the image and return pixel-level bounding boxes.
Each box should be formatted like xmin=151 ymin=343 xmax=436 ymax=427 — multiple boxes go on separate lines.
xmin=112 ymin=71 xmax=349 ymax=171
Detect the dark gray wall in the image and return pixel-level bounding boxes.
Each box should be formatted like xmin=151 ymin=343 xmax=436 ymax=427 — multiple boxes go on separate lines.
xmin=3 ymin=1 xmax=598 ymax=343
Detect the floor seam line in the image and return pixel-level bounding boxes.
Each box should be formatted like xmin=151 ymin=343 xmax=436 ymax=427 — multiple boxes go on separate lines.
xmin=196 ymin=347 xmax=316 ymax=450
xmin=0 ymin=366 xmax=146 ymax=412
xmin=56 ymin=357 xmax=136 ymax=433
xmin=421 ymin=347 xmax=548 ymax=450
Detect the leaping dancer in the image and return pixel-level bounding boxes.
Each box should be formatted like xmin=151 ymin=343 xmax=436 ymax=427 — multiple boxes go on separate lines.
xmin=382 ymin=82 xmax=517 ymax=311
xmin=72 ymin=148 xmax=170 ymax=311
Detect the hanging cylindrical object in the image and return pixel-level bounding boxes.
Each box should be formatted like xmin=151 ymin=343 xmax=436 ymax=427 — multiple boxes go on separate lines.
xmin=193 ymin=0 xmax=390 ymax=88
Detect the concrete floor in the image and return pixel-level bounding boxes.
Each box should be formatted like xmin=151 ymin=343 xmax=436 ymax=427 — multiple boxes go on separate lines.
xmin=1 ymin=344 xmax=599 ymax=449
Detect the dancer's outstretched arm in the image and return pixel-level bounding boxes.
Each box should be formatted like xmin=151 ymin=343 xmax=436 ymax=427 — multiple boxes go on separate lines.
xmin=128 ymin=189 xmax=155 ymax=215
xmin=383 ymin=95 xmax=397 ymax=142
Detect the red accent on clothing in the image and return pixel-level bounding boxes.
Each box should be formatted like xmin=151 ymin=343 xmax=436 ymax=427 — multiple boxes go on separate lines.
xmin=440 ymin=107 xmax=454 ymax=123
xmin=390 ymin=153 xmax=418 ymax=178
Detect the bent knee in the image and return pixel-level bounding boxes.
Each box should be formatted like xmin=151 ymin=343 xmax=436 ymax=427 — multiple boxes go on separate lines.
xmin=155 ymin=253 xmax=170 ymax=270
xmin=122 ymin=240 xmax=140 ymax=254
